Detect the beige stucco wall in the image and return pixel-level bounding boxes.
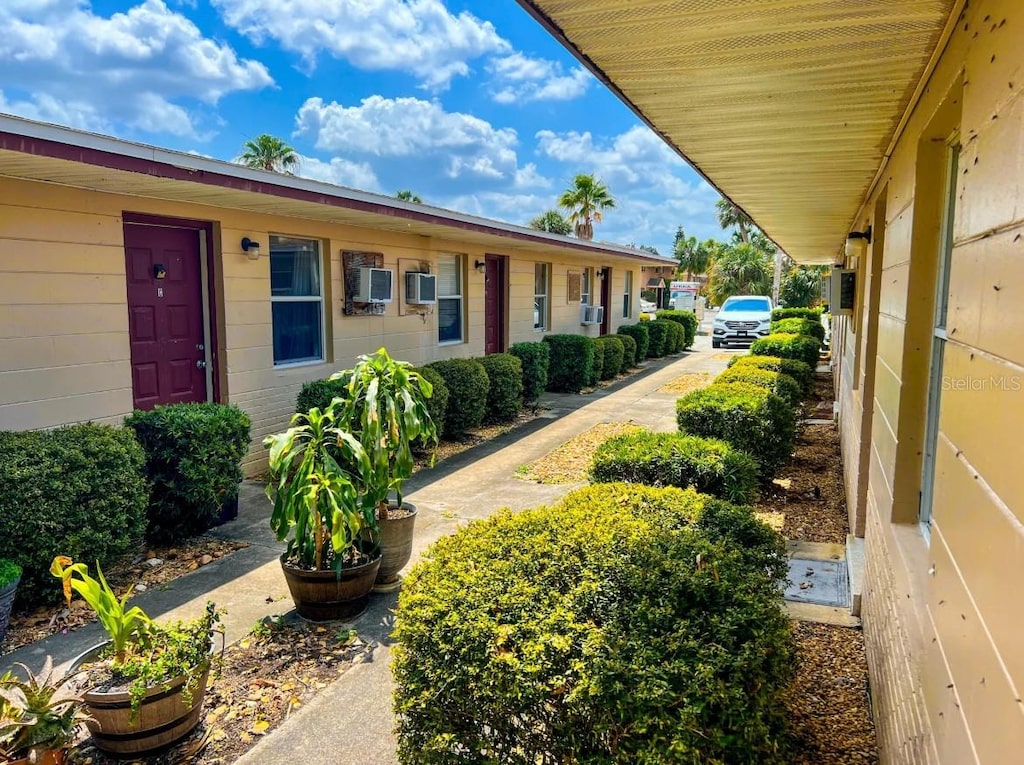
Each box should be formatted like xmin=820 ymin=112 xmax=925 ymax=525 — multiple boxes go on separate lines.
xmin=0 ymin=178 xmax=646 ymax=472
xmin=834 ymin=0 xmax=1024 ymax=761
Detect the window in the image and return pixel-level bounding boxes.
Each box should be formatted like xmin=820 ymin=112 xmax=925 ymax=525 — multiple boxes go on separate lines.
xmin=581 ymin=266 xmax=593 ymax=306
xmin=623 ymin=270 xmax=633 ymax=318
xmin=534 ymin=263 xmax=549 ymax=331
xmin=438 ymin=253 xmax=464 ymax=344
xmin=270 ymin=235 xmax=323 ymax=366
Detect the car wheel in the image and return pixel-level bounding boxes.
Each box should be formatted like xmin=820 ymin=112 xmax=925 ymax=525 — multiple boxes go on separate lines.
xmin=712 ymin=339 xmax=721 ymax=349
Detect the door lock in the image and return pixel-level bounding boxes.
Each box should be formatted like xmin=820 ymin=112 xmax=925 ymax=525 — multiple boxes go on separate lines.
xmin=196 ymin=343 xmax=205 ymax=351
xmin=196 ymin=360 xmax=207 ymax=369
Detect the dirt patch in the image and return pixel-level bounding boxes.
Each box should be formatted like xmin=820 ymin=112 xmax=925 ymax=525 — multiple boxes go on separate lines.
xmin=414 ymin=410 xmax=538 ymax=471
xmin=517 ymin=422 xmax=643 ymax=484
xmin=787 ymin=622 xmax=877 ymax=764
xmin=71 ymin=615 xmax=371 ymax=765
xmin=3 ymin=537 xmax=248 ymax=653
xmin=658 ymin=372 xmax=711 ymax=395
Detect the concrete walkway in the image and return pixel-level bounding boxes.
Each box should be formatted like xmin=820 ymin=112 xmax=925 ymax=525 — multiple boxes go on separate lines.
xmin=2 ymin=317 xmax=739 ymax=764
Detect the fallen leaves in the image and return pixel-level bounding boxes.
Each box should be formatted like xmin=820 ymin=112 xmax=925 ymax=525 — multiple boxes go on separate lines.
xmin=517 ymin=422 xmax=643 ymax=484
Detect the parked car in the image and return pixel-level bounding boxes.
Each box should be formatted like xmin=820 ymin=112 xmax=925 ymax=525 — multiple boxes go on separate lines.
xmin=639 ymin=298 xmax=657 ymax=313
xmin=712 ymin=295 xmax=773 ymax=348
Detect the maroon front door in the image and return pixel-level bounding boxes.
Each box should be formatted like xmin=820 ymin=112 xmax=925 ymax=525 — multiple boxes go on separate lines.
xmin=600 ymin=267 xmax=612 ymax=335
xmin=484 ymin=255 xmax=507 ymax=354
xmin=124 ymin=223 xmax=208 ymax=410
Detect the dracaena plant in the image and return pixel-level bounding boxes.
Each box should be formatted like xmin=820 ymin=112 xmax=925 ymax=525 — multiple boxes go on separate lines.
xmin=329 ymin=348 xmax=438 ymax=523
xmin=50 ymin=556 xmax=152 ymax=664
xmin=264 ymin=404 xmax=373 ymax=570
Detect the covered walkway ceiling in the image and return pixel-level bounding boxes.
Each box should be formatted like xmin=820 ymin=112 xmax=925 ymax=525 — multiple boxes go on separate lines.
xmin=517 ymin=0 xmax=959 ymax=263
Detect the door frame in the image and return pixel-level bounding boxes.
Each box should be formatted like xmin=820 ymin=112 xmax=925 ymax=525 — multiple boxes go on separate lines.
xmin=122 ymin=212 xmax=222 ymax=404
xmin=483 ymin=254 xmax=508 ymax=353
xmin=599 ymin=266 xmax=612 ymax=335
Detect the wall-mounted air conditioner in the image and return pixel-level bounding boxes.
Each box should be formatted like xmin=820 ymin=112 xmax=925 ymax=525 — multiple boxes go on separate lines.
xmin=353 ymin=267 xmax=394 ymax=303
xmin=405 ymin=272 xmax=436 ymax=305
xmin=580 ymin=304 xmax=604 ymax=325
xmin=830 ymin=267 xmax=856 ymax=316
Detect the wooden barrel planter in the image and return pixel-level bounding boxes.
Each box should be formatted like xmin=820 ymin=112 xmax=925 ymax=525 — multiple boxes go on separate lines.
xmin=373 ymin=502 xmax=418 ymax=592
xmin=71 ymin=643 xmax=211 ymax=757
xmin=281 ymin=552 xmax=381 ymax=622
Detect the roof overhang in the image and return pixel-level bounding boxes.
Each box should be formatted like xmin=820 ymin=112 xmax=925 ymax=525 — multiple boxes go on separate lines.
xmin=517 ymin=0 xmax=960 ymax=263
xmin=0 ymin=114 xmax=675 ymax=265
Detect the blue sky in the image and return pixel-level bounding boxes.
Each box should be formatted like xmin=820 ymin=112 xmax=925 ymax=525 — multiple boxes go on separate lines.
xmin=0 ymin=0 xmax=725 ymax=255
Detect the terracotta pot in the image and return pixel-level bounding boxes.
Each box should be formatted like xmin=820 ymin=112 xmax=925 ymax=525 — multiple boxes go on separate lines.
xmin=71 ymin=642 xmax=211 ymax=757
xmin=0 ymin=576 xmax=19 ymax=645
xmin=374 ymin=501 xmax=418 ymax=588
xmin=7 ymin=748 xmax=67 ymax=765
xmin=280 ymin=552 xmax=381 ymax=622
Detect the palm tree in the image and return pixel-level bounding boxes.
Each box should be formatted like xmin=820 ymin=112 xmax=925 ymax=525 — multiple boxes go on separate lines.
xmin=780 ymin=264 xmax=829 ymax=307
xmin=706 ymin=242 xmax=773 ymax=305
xmin=239 ymin=134 xmax=298 ymax=173
xmin=396 ymin=190 xmax=423 ymax=203
xmin=557 ymin=174 xmax=615 ymax=240
xmin=715 ymin=199 xmax=753 ymax=244
xmin=674 ymin=228 xmax=717 ymax=281
xmin=528 ymin=209 xmax=572 ymax=235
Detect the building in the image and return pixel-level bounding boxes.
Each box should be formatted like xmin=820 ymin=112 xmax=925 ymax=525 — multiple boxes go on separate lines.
xmin=516 ymin=0 xmax=1023 ymax=762
xmin=0 ymin=115 xmax=673 ymax=473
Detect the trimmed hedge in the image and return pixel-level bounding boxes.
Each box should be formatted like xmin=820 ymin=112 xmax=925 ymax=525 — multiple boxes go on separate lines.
xmin=662 ymin=319 xmax=686 ymax=353
xmin=426 ymin=359 xmax=489 ymax=437
xmin=509 ymin=342 xmax=549 ymax=404
xmin=771 ymin=317 xmax=826 ymax=343
xmin=415 ymin=366 xmax=449 ymax=444
xmin=590 ymin=430 xmax=759 ymax=504
xmin=296 ymin=373 xmax=351 ymax=413
xmin=716 ymin=366 xmax=803 ymax=408
xmin=594 ymin=335 xmax=624 ymax=379
xmin=618 ymin=323 xmax=649 ymax=362
xmin=126 ymin=403 xmax=252 ymax=544
xmin=750 ymin=332 xmax=821 ymax=369
xmin=772 ymin=307 xmax=822 ymax=322
xmin=645 ymin=320 xmax=672 ymax=358
xmin=589 ymin=338 xmax=605 ymax=387
xmin=394 ymin=483 xmax=793 ymax=764
xmin=0 ymin=424 xmax=148 ymax=604
xmin=676 ymin=382 xmax=796 ymax=478
xmin=727 ymin=354 xmax=814 ymax=394
xmin=543 ymin=334 xmax=594 ymax=393
xmin=616 ymin=332 xmax=637 ymax=368
xmin=656 ymin=310 xmax=698 ymax=349
xmin=478 ymin=353 xmax=523 ymax=423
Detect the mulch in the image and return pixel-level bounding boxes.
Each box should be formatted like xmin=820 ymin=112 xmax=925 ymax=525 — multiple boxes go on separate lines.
xmin=414 ymin=410 xmax=538 ymax=470
xmin=516 ymin=421 xmax=643 ymax=484
xmin=658 ymin=372 xmax=710 ymax=395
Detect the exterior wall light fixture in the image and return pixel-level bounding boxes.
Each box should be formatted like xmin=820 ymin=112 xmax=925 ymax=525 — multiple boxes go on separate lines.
xmin=474 ymin=259 xmax=486 ymax=273
xmin=241 ymin=237 xmax=261 ymax=260
xmin=844 ymin=227 xmax=871 ymax=262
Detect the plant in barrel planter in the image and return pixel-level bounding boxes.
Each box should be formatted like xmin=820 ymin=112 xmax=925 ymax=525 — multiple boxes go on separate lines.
xmin=329 ymin=348 xmax=438 ymax=592
xmin=0 ymin=559 xmax=21 ymax=646
xmin=49 ymin=558 xmax=218 ymax=758
xmin=264 ymin=404 xmax=379 ymax=621
xmin=0 ymin=658 xmax=90 ymax=765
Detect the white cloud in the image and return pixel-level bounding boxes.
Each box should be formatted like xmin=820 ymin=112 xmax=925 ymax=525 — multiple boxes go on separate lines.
xmin=212 ymin=0 xmax=508 ymax=91
xmin=296 ymin=154 xmax=381 ymax=192
xmin=513 ymin=163 xmax=552 ymax=190
xmin=0 ymin=0 xmax=273 ymax=137
xmin=295 ymin=96 xmax=518 ymax=180
xmin=488 ymin=53 xmax=591 ymax=104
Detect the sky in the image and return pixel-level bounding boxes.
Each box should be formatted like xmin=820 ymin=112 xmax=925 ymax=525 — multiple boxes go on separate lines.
xmin=0 ymin=0 xmax=727 ymax=256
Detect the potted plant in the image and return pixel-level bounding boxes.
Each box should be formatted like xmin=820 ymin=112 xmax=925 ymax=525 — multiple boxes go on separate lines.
xmin=49 ymin=557 xmax=218 ymax=757
xmin=0 ymin=658 xmax=89 ymax=765
xmin=0 ymin=559 xmax=21 ymax=646
xmin=329 ymin=348 xmax=438 ymax=591
xmin=264 ymin=403 xmax=380 ymax=621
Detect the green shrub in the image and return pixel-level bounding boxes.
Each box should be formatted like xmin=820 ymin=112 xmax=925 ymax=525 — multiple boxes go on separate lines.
xmin=426 ymin=359 xmax=489 ymax=437
xmin=716 ymin=366 xmax=803 ymax=408
xmin=126 ymin=403 xmax=252 ymax=544
xmin=615 ymin=332 xmax=637 ymax=368
xmin=414 ymin=366 xmax=449 ymax=445
xmin=590 ymin=430 xmax=759 ymax=504
xmin=655 ymin=310 xmax=698 ymax=349
xmin=594 ymin=336 xmax=624 ymax=379
xmin=772 ymin=307 xmax=822 ymax=322
xmin=645 ymin=320 xmax=672 ymax=358
xmin=660 ymin=319 xmax=685 ymax=353
xmin=477 ymin=353 xmax=523 ymax=423
xmin=588 ymin=338 xmax=605 ymax=387
xmin=509 ymin=342 xmax=549 ymax=404
xmin=296 ymin=373 xmax=351 ymax=413
xmin=0 ymin=559 xmax=22 ymax=589
xmin=750 ymin=332 xmax=821 ymax=369
xmin=393 ymin=483 xmax=793 ymax=765
xmin=618 ymin=323 xmax=649 ymax=362
xmin=727 ymin=354 xmax=814 ymax=394
xmin=542 ymin=334 xmax=594 ymax=393
xmin=0 ymin=424 xmax=148 ymax=604
xmin=771 ymin=317 xmax=826 ymax=343
xmin=676 ymin=382 xmax=796 ymax=478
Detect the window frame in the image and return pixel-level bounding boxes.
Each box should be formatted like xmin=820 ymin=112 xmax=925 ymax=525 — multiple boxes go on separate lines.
xmin=269 ymin=234 xmax=326 ymax=368
xmin=581 ymin=266 xmax=593 ymax=306
xmin=437 ymin=252 xmax=465 ymax=346
xmin=534 ymin=262 xmax=550 ymax=332
xmin=622 ymin=270 xmax=633 ymax=318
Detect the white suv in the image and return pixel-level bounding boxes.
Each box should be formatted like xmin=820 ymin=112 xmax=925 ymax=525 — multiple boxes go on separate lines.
xmin=712 ymin=295 xmax=773 ymax=348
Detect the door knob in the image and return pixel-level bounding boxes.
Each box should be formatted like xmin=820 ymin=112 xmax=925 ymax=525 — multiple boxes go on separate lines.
xmin=196 ymin=359 xmax=207 ymax=369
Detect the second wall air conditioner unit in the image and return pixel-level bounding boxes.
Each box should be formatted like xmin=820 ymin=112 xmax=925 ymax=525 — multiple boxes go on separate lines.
xmin=353 ymin=267 xmax=394 ymax=303
xmin=581 ymin=304 xmax=604 ymax=325
xmin=405 ymin=272 xmax=437 ymax=305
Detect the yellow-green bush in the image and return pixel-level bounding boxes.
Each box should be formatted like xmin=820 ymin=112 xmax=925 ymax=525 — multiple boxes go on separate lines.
xmin=727 ymin=354 xmax=814 ymax=394
xmin=750 ymin=332 xmax=821 ymax=369
xmin=715 ymin=366 xmax=802 ymax=408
